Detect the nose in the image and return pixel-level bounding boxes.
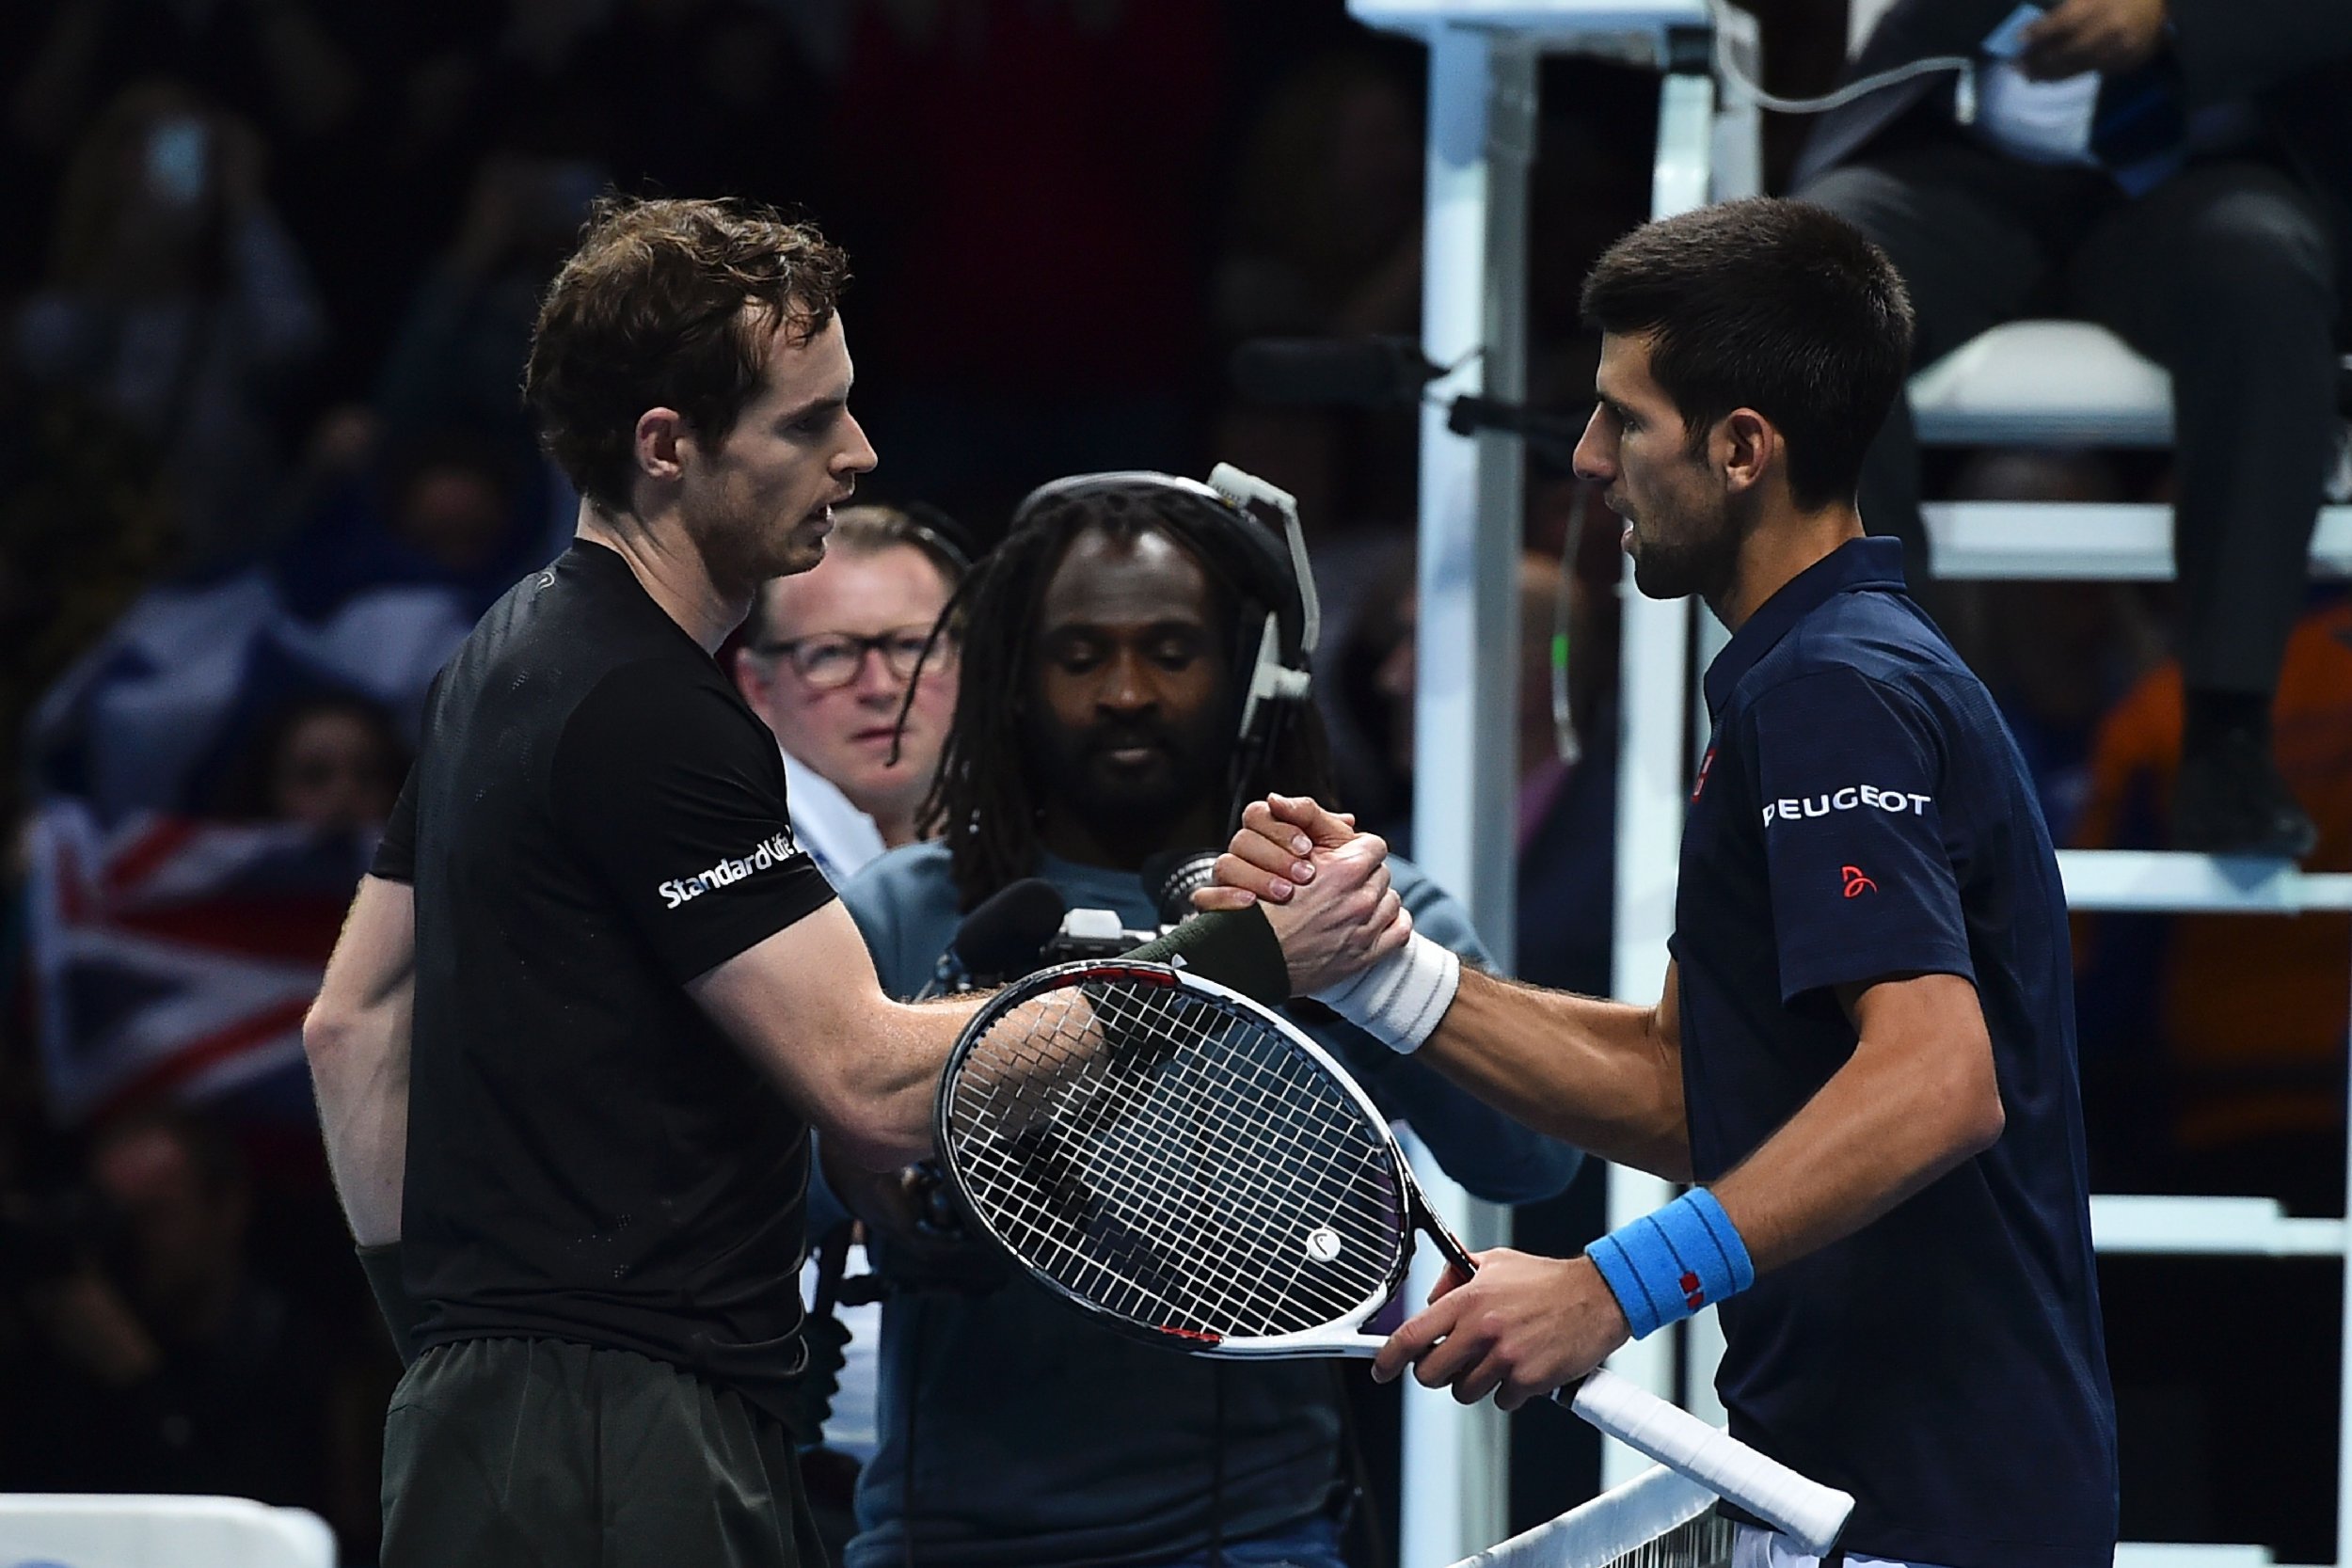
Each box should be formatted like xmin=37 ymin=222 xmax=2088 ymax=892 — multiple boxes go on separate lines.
xmin=850 ymin=643 xmax=902 ymax=705
xmin=1572 ymin=404 xmax=1613 ymax=486
xmin=1096 ymin=648 xmax=1156 ymax=716
xmin=836 ymin=410 xmax=879 ymax=480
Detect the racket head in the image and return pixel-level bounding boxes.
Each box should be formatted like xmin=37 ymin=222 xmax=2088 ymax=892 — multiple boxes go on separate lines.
xmin=934 ymin=959 xmax=1422 ymax=1356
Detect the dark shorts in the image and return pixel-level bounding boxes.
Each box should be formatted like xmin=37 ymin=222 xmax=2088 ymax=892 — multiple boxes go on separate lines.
xmin=382 ymin=1337 xmax=825 ymax=1568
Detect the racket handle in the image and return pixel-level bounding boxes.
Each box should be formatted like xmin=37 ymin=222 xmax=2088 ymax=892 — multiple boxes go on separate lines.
xmin=1561 ymin=1366 xmax=1853 ymax=1556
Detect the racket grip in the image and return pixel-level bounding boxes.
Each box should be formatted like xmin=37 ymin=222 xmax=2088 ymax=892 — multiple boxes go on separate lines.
xmin=1562 ymin=1366 xmax=1853 ymax=1555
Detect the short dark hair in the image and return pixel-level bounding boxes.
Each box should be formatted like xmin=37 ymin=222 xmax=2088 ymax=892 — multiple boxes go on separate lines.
xmin=1580 ymin=198 xmax=1914 ymax=511
xmin=524 ymin=196 xmax=850 ymax=515
xmin=741 ymin=504 xmax=969 ymax=649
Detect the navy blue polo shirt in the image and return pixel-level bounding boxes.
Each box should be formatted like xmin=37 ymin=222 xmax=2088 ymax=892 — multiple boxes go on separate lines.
xmin=1673 ymin=538 xmax=2116 ymax=1566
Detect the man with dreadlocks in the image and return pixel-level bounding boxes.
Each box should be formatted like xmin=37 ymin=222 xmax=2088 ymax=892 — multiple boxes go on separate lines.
xmin=828 ymin=471 xmax=1583 ymax=1568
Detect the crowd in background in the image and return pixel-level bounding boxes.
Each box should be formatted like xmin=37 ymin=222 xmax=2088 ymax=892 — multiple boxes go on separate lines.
xmin=0 ymin=0 xmax=2344 ymax=1562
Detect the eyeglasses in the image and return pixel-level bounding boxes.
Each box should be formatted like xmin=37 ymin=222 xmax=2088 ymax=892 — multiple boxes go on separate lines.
xmin=753 ymin=626 xmax=949 ymax=691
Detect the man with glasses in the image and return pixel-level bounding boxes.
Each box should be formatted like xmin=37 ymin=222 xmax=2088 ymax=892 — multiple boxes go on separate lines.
xmin=735 ymin=506 xmax=967 ymax=879
xmin=732 ymin=502 xmax=967 ymax=1555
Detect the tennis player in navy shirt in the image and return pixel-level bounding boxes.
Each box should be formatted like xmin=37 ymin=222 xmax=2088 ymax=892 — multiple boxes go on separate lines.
xmin=1204 ymin=198 xmax=2117 ymax=1566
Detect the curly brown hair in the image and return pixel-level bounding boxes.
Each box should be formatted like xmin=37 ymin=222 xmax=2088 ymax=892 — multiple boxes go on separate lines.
xmin=523 ymin=196 xmax=850 ymax=515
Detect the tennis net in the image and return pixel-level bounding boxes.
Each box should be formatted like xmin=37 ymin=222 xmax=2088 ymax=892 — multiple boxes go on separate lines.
xmin=1444 ymin=1465 xmax=1738 ymax=1568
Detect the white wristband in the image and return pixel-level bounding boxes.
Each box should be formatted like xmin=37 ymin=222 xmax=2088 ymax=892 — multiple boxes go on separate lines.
xmin=1311 ymin=931 xmax=1461 ymax=1053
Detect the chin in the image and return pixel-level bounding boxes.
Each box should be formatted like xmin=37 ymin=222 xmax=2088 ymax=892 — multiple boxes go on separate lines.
xmin=771 ymin=535 xmax=828 ymax=578
xmin=1630 ymin=546 xmax=1701 ymax=602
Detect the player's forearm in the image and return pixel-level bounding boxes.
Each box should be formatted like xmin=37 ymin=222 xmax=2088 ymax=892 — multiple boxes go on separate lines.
xmin=1710 ymin=993 xmax=2003 ymax=1274
xmin=1417 ymin=969 xmax=1691 ymax=1180
xmin=817 ymin=992 xmax=987 ymax=1172
xmin=303 ymin=992 xmax=412 ymax=1246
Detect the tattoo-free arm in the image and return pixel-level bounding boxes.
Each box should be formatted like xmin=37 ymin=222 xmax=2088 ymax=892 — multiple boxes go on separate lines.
xmin=1374 ymin=972 xmax=2005 ymax=1408
xmin=1711 ymin=971 xmax=2004 ymax=1271
xmin=689 ymin=900 xmax=987 ymax=1173
xmin=1414 ymin=960 xmax=1691 ymax=1180
xmin=303 ymin=876 xmax=416 ymax=1246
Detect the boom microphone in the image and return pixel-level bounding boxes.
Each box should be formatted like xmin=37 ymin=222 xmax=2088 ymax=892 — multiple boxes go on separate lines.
xmin=1229 ymin=337 xmax=1442 ymax=408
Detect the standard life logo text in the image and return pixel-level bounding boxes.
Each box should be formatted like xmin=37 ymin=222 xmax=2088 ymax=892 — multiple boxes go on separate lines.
xmin=660 ymin=832 xmax=798 ymax=909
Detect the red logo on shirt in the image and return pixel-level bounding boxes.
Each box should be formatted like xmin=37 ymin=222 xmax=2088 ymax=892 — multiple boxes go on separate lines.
xmin=1691 ymin=748 xmax=1715 ymax=802
xmin=1841 ymin=865 xmax=1877 ymax=898
xmin=1679 ymin=1270 xmax=1705 ymax=1309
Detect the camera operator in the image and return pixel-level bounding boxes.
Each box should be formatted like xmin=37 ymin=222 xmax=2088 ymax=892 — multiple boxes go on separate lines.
xmin=829 ymin=471 xmax=1584 ymax=1568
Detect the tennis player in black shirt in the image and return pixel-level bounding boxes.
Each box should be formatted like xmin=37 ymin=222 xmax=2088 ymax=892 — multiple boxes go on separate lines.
xmin=302 ymin=197 xmax=1409 ymax=1568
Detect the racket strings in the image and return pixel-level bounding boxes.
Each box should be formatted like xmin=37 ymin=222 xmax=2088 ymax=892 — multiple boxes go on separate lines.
xmin=958 ymin=990 xmax=1392 ymax=1332
xmin=947 ymin=977 xmax=1408 ymax=1339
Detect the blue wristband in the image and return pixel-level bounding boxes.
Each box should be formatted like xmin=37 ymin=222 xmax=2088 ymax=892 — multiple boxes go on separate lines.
xmin=1584 ymin=1189 xmax=1756 ymax=1340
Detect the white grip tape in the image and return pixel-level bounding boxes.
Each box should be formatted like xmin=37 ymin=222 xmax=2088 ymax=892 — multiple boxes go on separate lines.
xmin=1311 ymin=931 xmax=1460 ymax=1053
xmin=1564 ymin=1366 xmax=1855 ymax=1555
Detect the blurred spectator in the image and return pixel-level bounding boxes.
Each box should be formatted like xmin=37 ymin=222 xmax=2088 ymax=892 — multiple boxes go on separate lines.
xmin=23 ymin=429 xmax=550 ymax=823
xmin=732 ymin=505 xmax=967 ymax=879
xmin=0 ymin=1106 xmax=334 ymax=1520
xmin=2073 ymin=595 xmax=2352 ymax=1206
xmin=444 ymin=0 xmax=810 ymax=201
xmin=13 ymin=82 xmax=327 ymax=565
xmin=1217 ymin=50 xmax=1423 ymax=348
xmin=0 ymin=349 xmax=176 ymax=830
xmin=11 ymin=0 xmax=360 ymax=161
xmin=1796 ymin=0 xmax=2352 ymax=857
xmin=213 ymin=692 xmax=408 ymax=833
xmin=375 ymin=150 xmax=606 ymax=456
xmin=275 ymin=427 xmax=566 ymax=616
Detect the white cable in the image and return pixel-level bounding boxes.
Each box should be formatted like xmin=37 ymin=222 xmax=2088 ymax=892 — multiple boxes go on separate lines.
xmin=1705 ymin=0 xmax=1979 ymax=126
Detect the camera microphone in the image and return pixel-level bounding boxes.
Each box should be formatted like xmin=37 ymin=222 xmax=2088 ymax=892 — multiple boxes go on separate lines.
xmin=935 ymin=878 xmax=1068 ymax=992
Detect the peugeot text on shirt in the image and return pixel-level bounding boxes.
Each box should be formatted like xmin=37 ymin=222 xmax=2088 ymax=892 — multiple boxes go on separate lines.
xmin=1760 ymin=784 xmax=1932 ymax=827
xmin=659 ymin=831 xmax=802 ymax=909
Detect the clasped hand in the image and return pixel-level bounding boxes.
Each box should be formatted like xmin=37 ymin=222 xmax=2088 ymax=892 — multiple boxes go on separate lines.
xmin=1193 ymin=794 xmax=1411 ymax=995
xmin=1199 ymin=793 xmax=1639 ymax=1410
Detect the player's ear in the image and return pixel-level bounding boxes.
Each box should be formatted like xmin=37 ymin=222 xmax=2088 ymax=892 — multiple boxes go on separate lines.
xmin=1717 ymin=407 xmax=1776 ymax=498
xmin=634 ymin=407 xmax=690 ymax=485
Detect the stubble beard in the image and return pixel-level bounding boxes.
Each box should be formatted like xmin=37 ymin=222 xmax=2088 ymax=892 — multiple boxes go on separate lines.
xmin=1629 ymin=497 xmax=1740 ymax=606
xmin=1025 ymin=712 xmax=1230 ymax=860
xmin=688 ymin=484 xmax=820 ymax=604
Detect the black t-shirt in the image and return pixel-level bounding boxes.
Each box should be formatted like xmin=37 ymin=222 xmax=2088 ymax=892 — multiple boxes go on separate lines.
xmin=373 ymin=540 xmax=836 ymax=1424
xmin=1675 ymin=540 xmax=2116 ymax=1567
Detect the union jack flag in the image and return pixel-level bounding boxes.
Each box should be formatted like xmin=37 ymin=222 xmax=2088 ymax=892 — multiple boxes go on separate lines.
xmin=24 ymin=799 xmax=373 ymax=1125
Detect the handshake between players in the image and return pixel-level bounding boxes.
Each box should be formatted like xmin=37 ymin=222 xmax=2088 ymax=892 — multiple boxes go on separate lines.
xmin=1196 ymin=793 xmax=1644 ymax=1413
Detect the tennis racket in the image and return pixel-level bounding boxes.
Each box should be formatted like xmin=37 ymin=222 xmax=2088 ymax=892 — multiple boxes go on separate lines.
xmin=933 ymin=959 xmax=1853 ymax=1557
